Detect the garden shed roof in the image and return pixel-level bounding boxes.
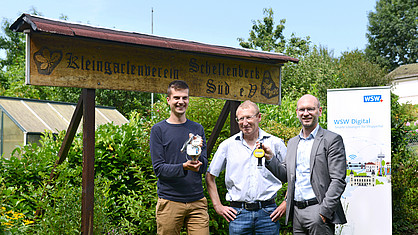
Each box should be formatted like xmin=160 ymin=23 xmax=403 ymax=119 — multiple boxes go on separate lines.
xmin=389 ymin=63 xmax=418 ymax=104
xmin=0 ymin=96 xmax=128 ymax=134
xmin=10 ymin=13 xmax=299 ymax=64
xmin=388 ymin=63 xmax=418 ymax=80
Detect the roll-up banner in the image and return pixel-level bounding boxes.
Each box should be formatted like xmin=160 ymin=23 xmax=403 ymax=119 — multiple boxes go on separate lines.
xmin=327 ymin=86 xmax=391 ymax=235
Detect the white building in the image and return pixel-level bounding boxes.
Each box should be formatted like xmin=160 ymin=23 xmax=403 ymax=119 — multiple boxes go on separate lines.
xmin=365 ymin=162 xmax=378 ymax=173
xmin=390 ymin=63 xmax=418 ymax=104
xmin=349 ymin=170 xmax=376 ymax=187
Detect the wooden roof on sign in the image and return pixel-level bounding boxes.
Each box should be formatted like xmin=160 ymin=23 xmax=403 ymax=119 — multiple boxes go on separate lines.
xmin=10 ymin=13 xmax=299 ymax=64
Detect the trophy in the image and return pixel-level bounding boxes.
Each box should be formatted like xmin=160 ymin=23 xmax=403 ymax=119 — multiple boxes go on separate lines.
xmin=180 ymin=134 xmax=202 ymax=161
xmin=253 ymin=143 xmax=265 ymax=169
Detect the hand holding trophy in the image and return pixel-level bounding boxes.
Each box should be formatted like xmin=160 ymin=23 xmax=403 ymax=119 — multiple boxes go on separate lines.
xmin=181 ymin=133 xmax=203 ymax=162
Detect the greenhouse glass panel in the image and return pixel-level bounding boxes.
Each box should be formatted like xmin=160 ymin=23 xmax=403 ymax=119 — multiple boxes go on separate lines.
xmin=1 ymin=112 xmax=23 ymax=159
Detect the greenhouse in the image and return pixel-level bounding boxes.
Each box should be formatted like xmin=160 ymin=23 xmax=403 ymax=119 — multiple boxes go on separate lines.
xmin=0 ymin=96 xmax=128 ymax=158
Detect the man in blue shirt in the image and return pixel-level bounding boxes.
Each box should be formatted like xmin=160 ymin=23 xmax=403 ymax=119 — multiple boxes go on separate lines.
xmin=150 ymin=80 xmax=209 ymax=235
xmin=206 ymin=100 xmax=287 ymax=235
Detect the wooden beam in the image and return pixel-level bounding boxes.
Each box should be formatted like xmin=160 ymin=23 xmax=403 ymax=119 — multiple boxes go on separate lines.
xmin=207 ymin=101 xmax=230 ymax=155
xmin=81 ymin=88 xmax=95 ymax=234
xmin=206 ymin=100 xmax=241 ymax=155
xmin=229 ymin=101 xmax=241 ymax=136
xmin=57 ymin=94 xmax=83 ymax=165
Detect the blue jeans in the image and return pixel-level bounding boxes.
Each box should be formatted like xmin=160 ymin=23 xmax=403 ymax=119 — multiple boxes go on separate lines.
xmin=229 ymin=205 xmax=280 ymax=235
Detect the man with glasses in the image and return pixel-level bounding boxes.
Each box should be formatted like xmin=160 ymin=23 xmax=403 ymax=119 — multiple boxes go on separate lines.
xmin=206 ymin=100 xmax=287 ymax=234
xmin=264 ymin=94 xmax=347 ymax=235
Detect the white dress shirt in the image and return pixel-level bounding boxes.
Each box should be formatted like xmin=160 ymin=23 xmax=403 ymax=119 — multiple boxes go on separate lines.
xmin=294 ymin=125 xmax=319 ymax=201
xmin=208 ymin=128 xmax=287 ymax=202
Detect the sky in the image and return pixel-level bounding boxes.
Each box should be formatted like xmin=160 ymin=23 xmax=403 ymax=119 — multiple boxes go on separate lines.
xmin=0 ymin=0 xmax=377 ymax=57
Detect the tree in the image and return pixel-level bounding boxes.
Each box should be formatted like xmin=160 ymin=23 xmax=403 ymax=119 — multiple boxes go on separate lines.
xmin=238 ymin=8 xmax=311 ymax=57
xmin=237 ymin=7 xmax=313 ymax=100
xmin=365 ymin=0 xmax=418 ymax=71
xmin=0 ymin=15 xmax=52 ymax=100
xmin=238 ymin=8 xmax=388 ymax=115
xmin=0 ymin=7 xmax=42 ymax=91
xmin=238 ymin=8 xmax=286 ymax=52
xmin=337 ymin=49 xmax=389 ymax=88
xmin=0 ymin=19 xmax=26 ymax=90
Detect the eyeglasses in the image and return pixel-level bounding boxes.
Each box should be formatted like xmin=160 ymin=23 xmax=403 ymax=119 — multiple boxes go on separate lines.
xmin=297 ymin=107 xmax=316 ymax=113
xmin=236 ymin=113 xmax=259 ymax=123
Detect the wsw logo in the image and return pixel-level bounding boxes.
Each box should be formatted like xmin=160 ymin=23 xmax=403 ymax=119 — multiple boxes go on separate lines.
xmin=363 ymin=95 xmax=383 ymax=102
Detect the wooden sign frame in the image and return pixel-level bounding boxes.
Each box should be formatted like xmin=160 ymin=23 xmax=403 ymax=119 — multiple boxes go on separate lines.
xmin=27 ymin=32 xmax=283 ymax=105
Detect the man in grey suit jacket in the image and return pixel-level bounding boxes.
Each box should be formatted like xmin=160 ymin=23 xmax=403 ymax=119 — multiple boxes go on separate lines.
xmin=263 ymin=94 xmax=347 ymax=234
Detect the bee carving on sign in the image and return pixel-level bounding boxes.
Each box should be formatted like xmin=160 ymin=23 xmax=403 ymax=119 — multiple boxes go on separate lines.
xmin=260 ymin=70 xmax=280 ymax=99
xmin=33 ymin=47 xmax=63 ymax=75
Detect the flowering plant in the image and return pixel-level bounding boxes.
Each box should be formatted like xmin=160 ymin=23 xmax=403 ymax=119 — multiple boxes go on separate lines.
xmin=0 ymin=207 xmax=34 ymax=232
xmin=404 ymin=120 xmax=418 ymax=144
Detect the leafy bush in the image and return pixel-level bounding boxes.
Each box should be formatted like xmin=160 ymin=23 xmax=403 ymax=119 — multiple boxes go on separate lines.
xmin=391 ymin=94 xmax=418 ymax=234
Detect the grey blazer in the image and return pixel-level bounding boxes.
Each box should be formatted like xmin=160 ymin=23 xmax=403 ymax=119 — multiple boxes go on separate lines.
xmin=266 ymin=126 xmax=347 ymax=225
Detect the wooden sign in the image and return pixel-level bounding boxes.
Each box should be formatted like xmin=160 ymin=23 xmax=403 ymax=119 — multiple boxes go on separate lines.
xmin=28 ymin=33 xmax=283 ymax=104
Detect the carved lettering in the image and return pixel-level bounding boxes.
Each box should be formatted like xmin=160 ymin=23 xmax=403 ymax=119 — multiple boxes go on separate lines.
xmin=131 ymin=65 xmax=136 ymax=75
xmin=232 ymin=68 xmax=237 ymax=77
xmin=189 ymin=58 xmax=199 ymax=72
xmin=188 ymin=58 xmax=262 ymax=80
xmin=248 ymin=84 xmax=257 ymax=98
xmin=224 ymin=82 xmax=229 ymax=95
xmin=85 ymin=59 xmax=91 ymax=71
xmin=121 ymin=63 xmax=125 ymax=74
xmin=218 ymin=84 xmax=223 ymax=94
xmin=66 ymin=53 xmax=79 ymax=69
xmin=105 ymin=62 xmax=112 ymax=75
xmin=145 ymin=65 xmax=150 ymax=76
xmin=206 ymin=79 xmax=230 ymax=95
xmin=206 ymin=79 xmax=216 ymax=93
xmin=96 ymin=61 xmax=103 ymax=72
xmin=114 ymin=63 xmax=120 ymax=74
xmin=64 ymin=53 xmax=179 ymax=79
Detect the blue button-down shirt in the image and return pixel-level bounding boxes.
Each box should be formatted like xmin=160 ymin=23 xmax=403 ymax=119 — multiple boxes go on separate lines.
xmin=294 ymin=125 xmax=319 ymax=201
xmin=208 ymin=128 xmax=287 ymax=202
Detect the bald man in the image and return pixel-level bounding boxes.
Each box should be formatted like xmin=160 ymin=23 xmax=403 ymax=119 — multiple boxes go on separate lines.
xmin=264 ymin=94 xmax=347 ymax=235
